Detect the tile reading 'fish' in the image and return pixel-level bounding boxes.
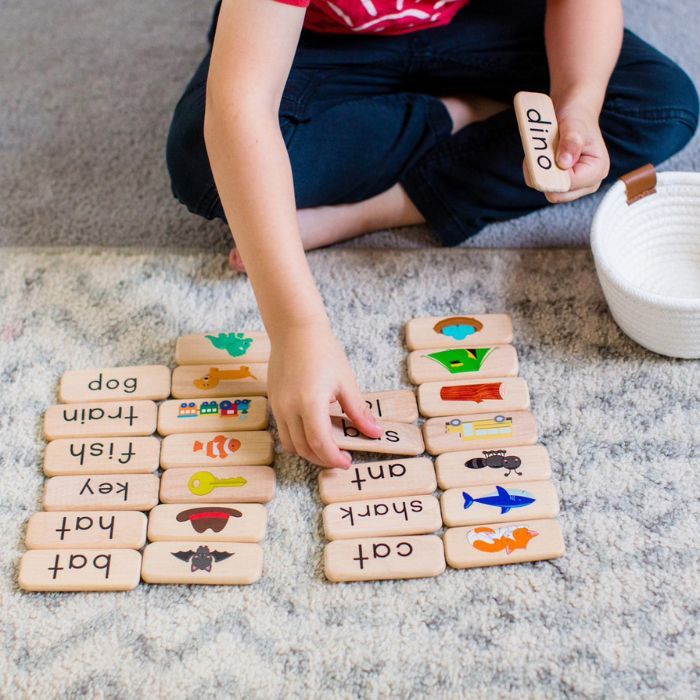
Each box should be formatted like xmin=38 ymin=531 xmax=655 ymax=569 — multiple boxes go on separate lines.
xmin=331 ymin=418 xmax=425 ymax=456
xmin=157 ymin=397 xmax=269 ymax=435
xmin=171 ymin=364 xmax=268 ymax=399
xmin=407 ymin=345 xmax=519 ymax=385
xmin=159 ymin=430 xmax=274 ymax=468
xmin=159 ymin=466 xmax=275 ymax=504
xmin=59 ymin=365 xmax=171 ymax=403
xmin=176 ymin=332 xmax=271 ymax=365
xmin=405 ymin=315 xmax=513 ymax=351
xmin=43 ymin=474 xmax=160 ymax=512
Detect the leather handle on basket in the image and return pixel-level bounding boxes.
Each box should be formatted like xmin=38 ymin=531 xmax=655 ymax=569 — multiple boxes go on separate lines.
xmin=619 ymin=164 xmax=657 ymax=205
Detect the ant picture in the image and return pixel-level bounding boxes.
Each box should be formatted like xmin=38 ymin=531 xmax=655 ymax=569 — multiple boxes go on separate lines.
xmin=464 ymin=449 xmax=522 ymax=477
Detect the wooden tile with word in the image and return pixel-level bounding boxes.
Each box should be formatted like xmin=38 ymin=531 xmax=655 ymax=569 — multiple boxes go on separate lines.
xmin=319 ymin=457 xmax=436 ymax=505
xmin=436 ymin=444 xmax=552 ymax=489
xmin=418 ymin=377 xmax=530 ymax=418
xmin=330 ymin=390 xmax=418 ymax=424
xmin=331 ymin=418 xmax=424 ymax=456
xmin=423 ymin=410 xmax=537 ymax=456
xmin=407 ymin=344 xmax=519 ymax=385
xmin=514 ymin=92 xmax=571 ymax=193
xmin=44 ymin=400 xmax=157 ymax=440
xmin=444 ymin=518 xmax=565 ymax=569
xmin=147 ymin=503 xmax=267 ymax=543
xmin=440 ymin=480 xmax=559 ymax=527
xmin=160 ymin=430 xmax=273 ymax=469
xmin=160 ymin=466 xmax=275 ymax=504
xmin=405 ymin=315 xmax=513 ymax=351
xmin=141 ymin=541 xmax=263 ymax=585
xmin=25 ymin=511 xmax=147 ymax=550
xmin=59 ymin=365 xmax=171 ymax=403
xmin=171 ymin=363 xmax=268 ymax=399
xmin=323 ymin=495 xmax=442 ymax=540
xmin=176 ymin=331 xmax=271 ymax=365
xmin=43 ymin=436 xmax=160 ymax=476
xmin=324 ymin=535 xmax=445 ymax=583
xmin=19 ymin=548 xmax=141 ymax=591
xmin=43 ymin=474 xmax=160 ymax=512
xmin=157 ymin=397 xmax=268 ymax=435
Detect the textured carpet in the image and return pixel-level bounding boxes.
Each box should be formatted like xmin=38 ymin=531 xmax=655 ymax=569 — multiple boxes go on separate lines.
xmin=1 ymin=247 xmax=698 ymax=698
xmin=0 ymin=0 xmax=698 ymax=249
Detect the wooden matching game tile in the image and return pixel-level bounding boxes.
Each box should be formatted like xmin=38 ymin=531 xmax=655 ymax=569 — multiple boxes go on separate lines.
xmin=331 ymin=418 xmax=425 ymax=456
xmin=159 ymin=430 xmax=274 ymax=469
xmin=405 ymin=315 xmax=513 ymax=351
xmin=171 ymin=364 xmax=268 ymax=399
xmin=43 ymin=474 xmax=160 ymax=512
xmin=330 ymin=390 xmax=418 ymax=423
xmin=59 ymin=365 xmax=171 ymax=403
xmin=159 ymin=466 xmax=276 ymax=504
xmin=175 ymin=332 xmax=271 ymax=365
xmin=157 ymin=397 xmax=269 ymax=435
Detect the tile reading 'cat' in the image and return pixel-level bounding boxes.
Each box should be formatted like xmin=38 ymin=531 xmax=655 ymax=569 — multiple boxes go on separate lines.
xmin=331 ymin=418 xmax=425 ymax=456
xmin=159 ymin=466 xmax=275 ymax=504
xmin=157 ymin=397 xmax=269 ymax=435
xmin=171 ymin=364 xmax=268 ymax=399
xmin=176 ymin=332 xmax=271 ymax=365
xmin=59 ymin=365 xmax=171 ymax=403
xmin=43 ymin=474 xmax=160 ymax=512
xmin=329 ymin=390 xmax=419 ymax=423
xmin=405 ymin=315 xmax=513 ymax=351
xmin=159 ymin=430 xmax=274 ymax=469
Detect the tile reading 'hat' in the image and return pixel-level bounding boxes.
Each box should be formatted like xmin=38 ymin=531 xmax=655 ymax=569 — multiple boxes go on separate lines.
xmin=157 ymin=397 xmax=268 ymax=435
xmin=59 ymin=365 xmax=171 ymax=403
xmin=407 ymin=345 xmax=519 ymax=385
xmin=405 ymin=315 xmax=513 ymax=351
xmin=159 ymin=430 xmax=274 ymax=469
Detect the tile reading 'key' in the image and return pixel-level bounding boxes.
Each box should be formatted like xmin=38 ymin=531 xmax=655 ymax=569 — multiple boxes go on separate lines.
xmin=319 ymin=457 xmax=437 ymax=504
xmin=323 ymin=495 xmax=442 ymax=540
xmin=43 ymin=436 xmax=160 ymax=476
xmin=407 ymin=345 xmax=519 ymax=385
xmin=324 ymin=535 xmax=446 ymax=582
xmin=331 ymin=418 xmax=424 ymax=456
xmin=405 ymin=315 xmax=513 ymax=351
xmin=43 ymin=474 xmax=160 ymax=512
xmin=159 ymin=466 xmax=275 ymax=504
xmin=444 ymin=518 xmax=565 ymax=569
xmin=436 ymin=444 xmax=552 ymax=489
xmin=59 ymin=365 xmax=171 ymax=403
xmin=175 ymin=332 xmax=271 ymax=365
xmin=157 ymin=397 xmax=268 ymax=435
xmin=25 ymin=511 xmax=147 ymax=549
xmin=159 ymin=431 xmax=274 ymax=469
xmin=44 ymin=400 xmax=158 ymax=440
xmin=330 ymin=390 xmax=418 ymax=424
xmin=440 ymin=480 xmax=559 ymax=527
xmin=141 ymin=541 xmax=263 ymax=585
xmin=19 ymin=548 xmax=142 ymax=591
xmin=171 ymin=364 xmax=268 ymax=399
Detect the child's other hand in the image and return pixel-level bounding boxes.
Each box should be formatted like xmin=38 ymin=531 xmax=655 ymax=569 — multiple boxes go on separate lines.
xmin=268 ymin=325 xmax=382 ymax=469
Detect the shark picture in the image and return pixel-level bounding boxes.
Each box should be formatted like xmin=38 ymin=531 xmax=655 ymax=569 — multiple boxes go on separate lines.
xmin=462 ymin=485 xmax=535 ymax=514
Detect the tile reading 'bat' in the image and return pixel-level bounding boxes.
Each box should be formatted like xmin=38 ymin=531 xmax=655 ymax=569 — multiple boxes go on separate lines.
xmin=59 ymin=365 xmax=171 ymax=403
xmin=329 ymin=390 xmax=419 ymax=423
xmin=331 ymin=418 xmax=425 ymax=456
xmin=405 ymin=315 xmax=513 ymax=351
xmin=43 ymin=474 xmax=160 ymax=512
xmin=176 ymin=332 xmax=271 ymax=365
xmin=159 ymin=430 xmax=274 ymax=468
xmin=171 ymin=364 xmax=268 ymax=399
xmin=159 ymin=466 xmax=275 ymax=504
xmin=157 ymin=397 xmax=269 ymax=435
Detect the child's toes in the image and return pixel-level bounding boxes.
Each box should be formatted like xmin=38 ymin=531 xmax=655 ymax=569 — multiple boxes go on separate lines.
xmin=228 ymin=248 xmax=247 ymax=273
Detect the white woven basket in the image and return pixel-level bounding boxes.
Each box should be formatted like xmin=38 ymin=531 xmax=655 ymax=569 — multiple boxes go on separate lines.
xmin=591 ymin=170 xmax=700 ymax=359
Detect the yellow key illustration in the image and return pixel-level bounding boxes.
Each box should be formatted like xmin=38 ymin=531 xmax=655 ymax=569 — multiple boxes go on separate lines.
xmin=188 ymin=470 xmax=248 ymax=496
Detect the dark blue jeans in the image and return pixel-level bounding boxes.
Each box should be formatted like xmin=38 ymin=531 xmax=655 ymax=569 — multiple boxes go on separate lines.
xmin=167 ymin=0 xmax=698 ymax=245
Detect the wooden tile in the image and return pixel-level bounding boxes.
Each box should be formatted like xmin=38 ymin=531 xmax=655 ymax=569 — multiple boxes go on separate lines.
xmin=444 ymin=518 xmax=565 ymax=569
xmin=59 ymin=365 xmax=171 ymax=403
xmin=147 ymin=503 xmax=267 ymax=543
xmin=160 ymin=466 xmax=275 ymax=504
xmin=423 ymin=410 xmax=538 ymax=456
xmin=440 ymin=480 xmax=559 ymax=527
xmin=330 ymin=390 xmax=418 ymax=423
xmin=160 ymin=430 xmax=273 ymax=468
xmin=43 ymin=436 xmax=160 ymax=476
xmin=436 ymin=444 xmax=552 ymax=489
xmin=141 ymin=541 xmax=263 ymax=585
xmin=19 ymin=548 xmax=141 ymax=591
xmin=331 ymin=418 xmax=424 ymax=456
xmin=324 ymin=535 xmax=445 ymax=582
xmin=418 ymin=377 xmax=530 ymax=417
xmin=176 ymin=332 xmax=270 ymax=365
xmin=171 ymin=364 xmax=268 ymax=399
xmin=157 ymin=397 xmax=268 ymax=435
xmin=25 ymin=511 xmax=147 ymax=549
xmin=44 ymin=400 xmax=157 ymax=440
xmin=405 ymin=315 xmax=513 ymax=351
xmin=407 ymin=344 xmax=519 ymax=385
xmin=514 ymin=92 xmax=571 ymax=193
xmin=43 ymin=474 xmax=160 ymax=511
xmin=323 ymin=495 xmax=442 ymax=540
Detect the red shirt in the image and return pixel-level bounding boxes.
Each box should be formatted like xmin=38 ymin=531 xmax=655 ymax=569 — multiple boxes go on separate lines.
xmin=275 ymin=0 xmax=471 ymax=35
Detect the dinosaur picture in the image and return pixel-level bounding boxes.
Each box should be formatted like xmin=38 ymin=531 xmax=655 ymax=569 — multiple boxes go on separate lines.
xmin=205 ymin=332 xmax=254 ymax=358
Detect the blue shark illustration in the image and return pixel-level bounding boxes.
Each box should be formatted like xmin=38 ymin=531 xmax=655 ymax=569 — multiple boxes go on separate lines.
xmin=462 ymin=485 xmax=536 ymax=514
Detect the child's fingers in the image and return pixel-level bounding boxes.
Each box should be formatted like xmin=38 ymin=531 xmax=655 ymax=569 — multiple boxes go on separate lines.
xmin=276 ymin=416 xmax=294 ymax=456
xmin=302 ymin=408 xmax=352 ymax=469
xmin=287 ymin=414 xmax=320 ymax=465
xmin=556 ymin=118 xmax=585 ymax=170
xmin=545 ymin=181 xmax=600 ymax=204
xmin=337 ymin=385 xmax=383 ymax=439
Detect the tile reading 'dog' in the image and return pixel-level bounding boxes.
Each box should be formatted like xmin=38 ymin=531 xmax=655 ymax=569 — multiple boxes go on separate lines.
xmin=43 ymin=436 xmax=160 ymax=476
xmin=331 ymin=418 xmax=425 ymax=456
xmin=175 ymin=332 xmax=271 ymax=365
xmin=171 ymin=364 xmax=268 ymax=399
xmin=324 ymin=535 xmax=446 ymax=583
xmin=422 ymin=410 xmax=537 ymax=456
xmin=159 ymin=430 xmax=274 ymax=469
xmin=141 ymin=541 xmax=263 ymax=585
xmin=323 ymin=495 xmax=442 ymax=540
xmin=436 ymin=444 xmax=552 ymax=489
xmin=147 ymin=503 xmax=267 ymax=543
xmin=418 ymin=377 xmax=530 ymax=418
xmin=19 ymin=548 xmax=142 ymax=591
xmin=405 ymin=315 xmax=513 ymax=351
xmin=159 ymin=466 xmax=275 ymax=504
xmin=157 ymin=397 xmax=268 ymax=435
xmin=407 ymin=344 xmax=519 ymax=385
xmin=59 ymin=365 xmax=171 ymax=403
xmin=444 ymin=518 xmax=565 ymax=569
xmin=43 ymin=474 xmax=160 ymax=512
xmin=440 ymin=480 xmax=559 ymax=527
xmin=25 ymin=511 xmax=148 ymax=550
xmin=330 ymin=390 xmax=419 ymax=423
xmin=44 ymin=400 xmax=158 ymax=440
xmin=318 ymin=457 xmax=437 ymax=504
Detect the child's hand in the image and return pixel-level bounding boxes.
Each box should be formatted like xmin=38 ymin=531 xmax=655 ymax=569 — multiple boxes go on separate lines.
xmin=268 ymin=325 xmax=383 ymax=469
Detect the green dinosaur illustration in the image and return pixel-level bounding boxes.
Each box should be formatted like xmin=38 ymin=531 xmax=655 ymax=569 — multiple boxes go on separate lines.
xmin=205 ymin=332 xmax=254 ymax=358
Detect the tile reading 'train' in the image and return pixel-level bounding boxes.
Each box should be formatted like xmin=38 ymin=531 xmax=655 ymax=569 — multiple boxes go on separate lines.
xmin=59 ymin=365 xmax=171 ymax=403
xmin=407 ymin=345 xmax=519 ymax=385
xmin=405 ymin=315 xmax=513 ymax=351
xmin=159 ymin=431 xmax=274 ymax=469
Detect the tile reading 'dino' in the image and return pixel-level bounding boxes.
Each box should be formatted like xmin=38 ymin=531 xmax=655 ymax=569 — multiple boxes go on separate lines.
xmin=330 ymin=390 xmax=419 ymax=423
xmin=175 ymin=332 xmax=271 ymax=365
xmin=324 ymin=535 xmax=446 ymax=583
xmin=159 ymin=466 xmax=275 ymax=504
xmin=407 ymin=345 xmax=519 ymax=385
xmin=159 ymin=431 xmax=274 ymax=469
xmin=331 ymin=418 xmax=424 ymax=456
xmin=43 ymin=474 xmax=160 ymax=511
xmin=171 ymin=364 xmax=268 ymax=399
xmin=157 ymin=397 xmax=268 ymax=435
xmin=59 ymin=365 xmax=171 ymax=403
xmin=405 ymin=315 xmax=513 ymax=351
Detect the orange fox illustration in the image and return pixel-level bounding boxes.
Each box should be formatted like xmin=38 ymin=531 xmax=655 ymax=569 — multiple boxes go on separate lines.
xmin=193 ymin=366 xmax=257 ymax=390
xmin=467 ymin=525 xmax=538 ymax=554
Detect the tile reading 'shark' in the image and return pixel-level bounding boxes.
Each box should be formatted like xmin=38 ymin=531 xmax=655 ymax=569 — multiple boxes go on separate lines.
xmin=159 ymin=430 xmax=274 ymax=469
xmin=59 ymin=365 xmax=171 ymax=403
xmin=176 ymin=332 xmax=271 ymax=365
xmin=159 ymin=466 xmax=275 ymax=504
xmin=157 ymin=397 xmax=269 ymax=435
xmin=331 ymin=418 xmax=424 ymax=456
xmin=171 ymin=364 xmax=268 ymax=399
xmin=330 ymin=390 xmax=418 ymax=423
xmin=405 ymin=315 xmax=513 ymax=351
xmin=43 ymin=474 xmax=160 ymax=511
